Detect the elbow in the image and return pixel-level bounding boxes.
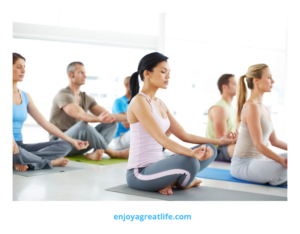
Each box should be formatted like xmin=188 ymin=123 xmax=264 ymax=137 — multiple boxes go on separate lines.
xmin=254 ymin=142 xmax=264 ymax=152
xmin=77 ymin=113 xmax=85 ymax=121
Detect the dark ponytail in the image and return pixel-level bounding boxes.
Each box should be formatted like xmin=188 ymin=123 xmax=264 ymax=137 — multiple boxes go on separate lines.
xmin=128 ymin=52 xmax=168 ymax=103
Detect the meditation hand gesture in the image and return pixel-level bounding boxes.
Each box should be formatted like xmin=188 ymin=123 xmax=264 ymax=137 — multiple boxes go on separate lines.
xmin=99 ymin=111 xmax=115 ymax=123
xmin=192 ymin=145 xmax=214 ymax=161
xmin=219 ymin=131 xmax=238 ymax=145
xmin=13 ymin=141 xmax=19 ymax=154
xmin=71 ymin=139 xmax=89 ymax=151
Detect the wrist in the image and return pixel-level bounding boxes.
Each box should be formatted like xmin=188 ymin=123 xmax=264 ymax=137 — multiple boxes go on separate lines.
xmin=66 ymin=137 xmax=74 ymax=144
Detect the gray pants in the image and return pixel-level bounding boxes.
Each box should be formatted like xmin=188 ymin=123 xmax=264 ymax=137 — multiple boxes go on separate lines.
xmin=13 ymin=140 xmax=72 ymax=170
xmin=230 ymin=153 xmax=287 ymax=186
xmin=52 ymin=121 xmax=118 ymax=156
xmin=114 ymin=131 xmax=130 ymax=150
xmin=126 ymin=144 xmax=217 ymax=192
xmin=215 ymin=145 xmax=231 ymax=162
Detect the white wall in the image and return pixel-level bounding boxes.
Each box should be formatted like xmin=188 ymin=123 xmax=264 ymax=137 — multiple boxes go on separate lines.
xmin=162 ymin=12 xmax=287 ymax=146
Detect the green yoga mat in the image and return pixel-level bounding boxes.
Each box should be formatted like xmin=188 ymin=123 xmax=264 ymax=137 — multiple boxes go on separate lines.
xmin=66 ymin=154 xmax=128 ymax=165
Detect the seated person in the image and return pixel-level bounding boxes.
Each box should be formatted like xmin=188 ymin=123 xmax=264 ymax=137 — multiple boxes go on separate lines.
xmin=126 ymin=52 xmax=237 ymax=195
xmin=12 ymin=53 xmax=88 ymax=172
xmin=112 ymin=76 xmax=131 ymax=150
xmin=231 ymin=64 xmax=287 ymax=186
xmin=49 ymin=62 xmax=129 ymax=160
xmin=205 ymin=74 xmax=238 ymax=162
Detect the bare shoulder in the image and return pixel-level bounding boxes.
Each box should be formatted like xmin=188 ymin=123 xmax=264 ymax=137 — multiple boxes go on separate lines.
xmin=210 ymin=106 xmax=226 ymax=114
xmin=243 ymin=102 xmax=261 ymax=118
xmin=128 ymin=94 xmax=151 ymax=111
xmin=25 ymin=92 xmax=33 ymax=102
xmin=209 ymin=106 xmax=227 ymax=119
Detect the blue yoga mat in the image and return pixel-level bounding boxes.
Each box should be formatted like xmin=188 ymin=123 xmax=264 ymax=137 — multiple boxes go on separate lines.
xmin=196 ymin=168 xmax=287 ymax=188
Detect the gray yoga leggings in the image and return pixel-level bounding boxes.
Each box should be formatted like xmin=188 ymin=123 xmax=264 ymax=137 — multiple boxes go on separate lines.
xmin=13 ymin=140 xmax=72 ymax=170
xmin=52 ymin=121 xmax=118 ymax=156
xmin=126 ymin=144 xmax=217 ymax=192
xmin=230 ymin=153 xmax=287 ymax=186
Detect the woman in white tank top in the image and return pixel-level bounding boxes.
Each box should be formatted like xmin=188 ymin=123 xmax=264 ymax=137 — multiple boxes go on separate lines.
xmin=230 ymin=64 xmax=287 ymax=186
xmin=126 ymin=52 xmax=237 ymax=195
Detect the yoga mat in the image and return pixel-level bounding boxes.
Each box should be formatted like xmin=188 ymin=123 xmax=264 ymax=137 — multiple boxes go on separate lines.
xmin=66 ymin=154 xmax=128 ymax=165
xmin=13 ymin=166 xmax=83 ymax=177
xmin=106 ymin=184 xmax=287 ymax=201
xmin=196 ymin=168 xmax=287 ymax=188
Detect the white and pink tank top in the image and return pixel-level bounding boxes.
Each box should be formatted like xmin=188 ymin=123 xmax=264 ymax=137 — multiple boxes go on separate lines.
xmin=127 ymin=92 xmax=170 ymax=169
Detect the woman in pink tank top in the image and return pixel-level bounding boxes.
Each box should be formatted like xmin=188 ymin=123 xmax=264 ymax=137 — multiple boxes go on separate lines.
xmin=126 ymin=52 xmax=237 ymax=195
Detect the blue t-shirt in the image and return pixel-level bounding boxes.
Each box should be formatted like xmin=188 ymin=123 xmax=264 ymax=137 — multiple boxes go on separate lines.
xmin=13 ymin=90 xmax=29 ymax=141
xmin=112 ymin=95 xmax=129 ymax=138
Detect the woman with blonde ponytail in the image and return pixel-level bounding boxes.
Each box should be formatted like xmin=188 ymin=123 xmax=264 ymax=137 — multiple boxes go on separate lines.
xmin=231 ymin=64 xmax=287 ymax=186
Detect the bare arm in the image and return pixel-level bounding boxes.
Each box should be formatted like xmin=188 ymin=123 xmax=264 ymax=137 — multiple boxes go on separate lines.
xmin=160 ymin=100 xmax=236 ymax=146
xmin=26 ymin=93 xmax=89 ymax=150
xmin=89 ymin=104 xmax=127 ymax=123
xmin=12 ymin=134 xmax=19 ymax=154
xmin=269 ymin=130 xmax=287 ymax=150
xmin=63 ymin=103 xmax=103 ymax=123
xmin=209 ymin=106 xmax=227 ymax=139
xmin=245 ymin=104 xmax=286 ymax=166
xmin=128 ymin=96 xmax=224 ymax=160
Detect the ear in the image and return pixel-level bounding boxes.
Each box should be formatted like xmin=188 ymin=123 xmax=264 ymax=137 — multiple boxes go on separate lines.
xmin=125 ymin=82 xmax=129 ymax=88
xmin=67 ymin=72 xmax=73 ymax=80
xmin=143 ymin=70 xmax=150 ymax=79
xmin=222 ymin=84 xmax=228 ymax=91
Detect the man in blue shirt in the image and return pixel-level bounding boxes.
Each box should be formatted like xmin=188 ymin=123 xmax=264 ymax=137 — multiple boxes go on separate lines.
xmin=112 ymin=76 xmax=131 ymax=150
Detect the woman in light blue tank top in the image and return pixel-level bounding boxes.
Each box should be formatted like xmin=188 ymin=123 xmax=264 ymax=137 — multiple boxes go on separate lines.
xmin=231 ymin=64 xmax=287 ymax=186
xmin=12 ymin=53 xmax=89 ymax=171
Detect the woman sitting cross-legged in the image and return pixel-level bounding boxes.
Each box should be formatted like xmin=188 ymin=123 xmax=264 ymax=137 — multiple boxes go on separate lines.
xmin=126 ymin=52 xmax=237 ymax=195
xmin=13 ymin=53 xmax=89 ymax=172
xmin=230 ymin=63 xmax=287 ymax=186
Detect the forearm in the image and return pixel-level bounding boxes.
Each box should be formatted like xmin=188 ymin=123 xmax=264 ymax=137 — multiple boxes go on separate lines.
xmin=42 ymin=121 xmax=73 ymax=143
xmin=272 ymin=140 xmax=287 ymax=151
xmin=112 ymin=113 xmax=127 ymax=122
xmin=255 ymin=143 xmax=283 ymax=163
xmin=183 ymin=133 xmax=220 ymax=145
xmin=78 ymin=112 xmax=101 ymax=123
xmin=161 ymin=137 xmax=193 ymax=157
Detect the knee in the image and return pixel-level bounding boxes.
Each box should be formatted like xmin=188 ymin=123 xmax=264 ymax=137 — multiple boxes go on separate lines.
xmin=57 ymin=140 xmax=73 ymax=153
xmin=108 ymin=122 xmax=118 ymax=130
xmin=177 ymin=156 xmax=200 ymax=176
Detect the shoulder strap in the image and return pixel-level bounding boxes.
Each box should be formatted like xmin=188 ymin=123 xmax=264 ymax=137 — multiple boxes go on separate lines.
xmin=139 ymin=92 xmax=151 ymax=102
xmin=157 ymin=98 xmax=167 ymax=114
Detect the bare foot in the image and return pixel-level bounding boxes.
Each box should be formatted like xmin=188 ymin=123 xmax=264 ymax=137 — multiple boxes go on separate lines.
xmin=86 ymin=149 xmax=104 ymax=161
xmin=107 ymin=148 xmax=129 ymax=159
xmin=51 ymin=157 xmax=69 ymax=167
xmin=158 ymin=185 xmax=174 ymax=195
xmin=13 ymin=164 xmax=28 ymax=172
xmin=177 ymin=178 xmax=202 ymax=190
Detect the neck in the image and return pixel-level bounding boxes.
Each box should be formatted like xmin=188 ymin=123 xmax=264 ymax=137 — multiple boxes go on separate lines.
xmin=13 ymin=81 xmax=18 ymax=93
xmin=221 ymin=93 xmax=233 ymax=104
xmin=125 ymin=90 xmax=131 ymax=100
xmin=140 ymin=84 xmax=158 ymax=100
xmin=248 ymin=88 xmax=264 ymax=104
xmin=68 ymin=82 xmax=81 ymax=96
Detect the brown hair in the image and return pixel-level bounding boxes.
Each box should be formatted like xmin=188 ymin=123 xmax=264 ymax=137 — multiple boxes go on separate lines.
xmin=217 ymin=74 xmax=234 ymax=94
xmin=236 ymin=64 xmax=268 ymax=129
xmin=13 ymin=53 xmax=26 ymax=64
